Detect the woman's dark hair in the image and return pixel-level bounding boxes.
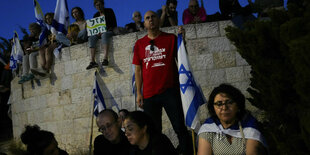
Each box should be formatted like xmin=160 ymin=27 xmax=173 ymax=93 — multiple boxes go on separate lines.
xmin=166 ymin=0 xmax=177 ymax=6
xmin=207 ymin=83 xmax=246 ymax=120
xmin=119 ymin=109 xmax=129 ymax=115
xmin=44 ymin=12 xmax=54 ymax=20
xmin=125 ymin=111 xmax=157 ymax=135
xmin=20 ymin=125 xmax=55 ymax=155
xmin=28 ymin=23 xmax=41 ymax=32
xmin=71 ymin=7 xmax=85 ymax=21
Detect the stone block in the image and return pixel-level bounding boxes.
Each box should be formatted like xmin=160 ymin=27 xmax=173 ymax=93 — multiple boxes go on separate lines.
xmin=46 ymin=92 xmax=60 ymax=107
xmin=63 ymin=104 xmax=76 ymax=120
xmin=121 ymin=96 xmax=136 ymax=111
xmin=193 ymin=53 xmax=214 ymax=70
xmin=72 ymin=72 xmax=93 ymax=89
xmin=161 ymin=26 xmax=177 ymax=35
xmin=113 ymin=33 xmax=137 ymax=54
xmin=186 ymin=38 xmax=209 ymax=55
xmin=196 ymin=22 xmax=220 ymax=38
xmin=61 ymin=75 xmax=73 ymax=90
xmin=183 ymin=24 xmax=197 ymax=39
xmin=70 ymin=43 xmax=89 ymax=60
xmin=208 ymin=69 xmax=227 ymax=85
xmin=226 ymin=66 xmax=245 ymax=83
xmin=46 ymin=121 xmax=58 ymax=134
xmin=219 ymin=20 xmax=234 ymax=36
xmin=60 ymin=47 xmax=71 ymax=62
xmin=64 ymin=61 xmax=74 ymax=75
xmin=236 ymin=52 xmax=248 ymax=66
xmin=213 ymin=51 xmax=236 ymax=68
xmin=53 ymin=62 xmax=65 ymax=78
xmin=207 ymin=37 xmax=232 ymax=52
xmin=23 ymin=97 xmax=36 ymax=112
xmin=71 ymin=87 xmax=92 ymax=104
xmin=72 ymin=57 xmax=90 ymax=73
xmin=112 ymin=81 xmax=131 ymax=98
xmin=73 ymin=117 xmax=91 ymax=134
xmin=244 ymin=66 xmax=252 ymax=79
xmin=43 ymin=108 xmax=54 ymax=122
xmin=74 ymin=102 xmax=92 ymax=118
xmin=59 ymin=90 xmax=72 ymax=105
xmin=53 ymin=106 xmax=65 ymax=121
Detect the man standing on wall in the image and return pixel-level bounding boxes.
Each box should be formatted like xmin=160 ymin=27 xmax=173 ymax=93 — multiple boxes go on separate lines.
xmin=132 ymin=10 xmax=192 ymax=155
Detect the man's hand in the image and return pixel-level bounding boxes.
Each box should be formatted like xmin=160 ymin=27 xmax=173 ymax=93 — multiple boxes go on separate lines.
xmin=136 ymin=93 xmax=144 ymax=108
xmin=162 ymin=5 xmax=167 ymax=14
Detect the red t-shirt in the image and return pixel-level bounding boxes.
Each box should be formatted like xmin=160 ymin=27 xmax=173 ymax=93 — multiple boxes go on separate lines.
xmin=132 ymin=32 xmax=179 ymax=99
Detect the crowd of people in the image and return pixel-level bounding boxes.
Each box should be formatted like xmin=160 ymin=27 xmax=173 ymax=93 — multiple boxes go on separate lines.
xmin=16 ymin=83 xmax=267 ymax=155
xmin=0 ymin=0 xmax=289 ymax=154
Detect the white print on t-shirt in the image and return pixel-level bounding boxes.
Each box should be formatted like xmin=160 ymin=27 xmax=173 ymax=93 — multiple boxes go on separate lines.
xmin=143 ymin=44 xmax=166 ymax=69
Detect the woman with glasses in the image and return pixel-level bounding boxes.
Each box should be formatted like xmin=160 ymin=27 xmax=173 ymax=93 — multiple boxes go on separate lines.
xmin=123 ymin=111 xmax=177 ymax=155
xmin=197 ymin=84 xmax=267 ymax=155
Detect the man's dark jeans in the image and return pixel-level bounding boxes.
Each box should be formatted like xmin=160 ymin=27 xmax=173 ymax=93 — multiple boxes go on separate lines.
xmin=143 ymin=88 xmax=193 ymax=155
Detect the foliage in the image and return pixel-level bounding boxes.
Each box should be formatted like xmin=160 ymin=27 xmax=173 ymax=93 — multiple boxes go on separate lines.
xmin=226 ymin=1 xmax=310 ymax=154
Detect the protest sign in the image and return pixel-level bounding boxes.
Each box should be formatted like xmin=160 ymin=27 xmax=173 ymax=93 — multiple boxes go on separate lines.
xmin=86 ymin=16 xmax=106 ymax=36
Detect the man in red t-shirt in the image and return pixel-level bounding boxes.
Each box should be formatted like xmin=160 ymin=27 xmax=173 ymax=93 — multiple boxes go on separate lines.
xmin=132 ymin=10 xmax=192 ymax=155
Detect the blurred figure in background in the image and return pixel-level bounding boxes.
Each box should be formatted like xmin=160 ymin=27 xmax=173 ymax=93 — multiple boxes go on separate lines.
xmin=183 ymin=0 xmax=207 ymax=24
xmin=157 ymin=0 xmax=178 ymax=27
xmin=125 ymin=11 xmax=145 ymax=33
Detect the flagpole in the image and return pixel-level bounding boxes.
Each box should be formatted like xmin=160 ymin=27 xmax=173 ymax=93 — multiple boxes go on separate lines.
xmin=192 ymin=129 xmax=196 ymax=155
xmin=88 ymin=71 xmax=97 ymax=155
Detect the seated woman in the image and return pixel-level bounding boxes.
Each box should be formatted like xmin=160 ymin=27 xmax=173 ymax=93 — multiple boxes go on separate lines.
xmin=123 ymin=111 xmax=178 ymax=155
xmin=198 ymin=84 xmax=267 ymax=155
xmin=20 ymin=125 xmax=68 ymax=155
xmin=71 ymin=7 xmax=88 ymax=42
xmin=182 ymin=0 xmax=207 ymax=25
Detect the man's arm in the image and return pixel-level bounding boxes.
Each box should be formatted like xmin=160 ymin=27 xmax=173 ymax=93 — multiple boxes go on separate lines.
xmin=135 ymin=65 xmax=143 ymax=108
xmin=159 ymin=6 xmax=167 ymax=27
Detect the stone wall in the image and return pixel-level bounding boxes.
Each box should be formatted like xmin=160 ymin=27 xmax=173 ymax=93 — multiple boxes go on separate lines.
xmin=10 ymin=21 xmax=256 ymax=154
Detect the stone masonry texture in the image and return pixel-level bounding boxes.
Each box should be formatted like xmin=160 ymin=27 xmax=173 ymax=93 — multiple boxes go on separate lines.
xmin=10 ymin=21 xmax=258 ymax=154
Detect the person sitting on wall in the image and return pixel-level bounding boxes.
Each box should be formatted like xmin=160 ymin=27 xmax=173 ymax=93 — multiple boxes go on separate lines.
xmin=71 ymin=7 xmax=88 ymax=43
xmin=124 ymin=111 xmax=178 ymax=155
xmin=247 ymin=0 xmax=284 ymax=18
xmin=182 ymin=0 xmax=207 ymax=25
xmin=86 ymin=0 xmax=117 ymax=69
xmin=94 ymin=109 xmax=131 ymax=155
xmin=18 ymin=23 xmax=40 ymax=84
xmin=125 ymin=11 xmax=145 ymax=33
xmin=197 ymin=84 xmax=267 ymax=155
xmin=31 ymin=13 xmax=56 ymax=78
xmin=157 ymin=0 xmax=178 ymax=27
xmin=20 ymin=124 xmax=68 ymax=155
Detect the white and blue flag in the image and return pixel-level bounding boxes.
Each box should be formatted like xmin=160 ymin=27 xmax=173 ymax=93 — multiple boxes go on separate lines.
xmin=93 ymin=71 xmax=119 ymax=116
xmin=10 ymin=32 xmax=23 ymax=71
xmin=177 ymin=34 xmax=205 ymax=129
xmin=198 ymin=113 xmax=268 ymax=148
xmin=33 ymin=0 xmax=48 ymax=46
xmin=51 ymin=0 xmax=69 ymax=35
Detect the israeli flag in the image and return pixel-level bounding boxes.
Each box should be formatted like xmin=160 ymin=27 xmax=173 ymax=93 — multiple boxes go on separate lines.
xmin=177 ymin=34 xmax=205 ymax=129
xmin=93 ymin=71 xmax=119 ymax=116
xmin=10 ymin=32 xmax=23 ymax=71
xmin=33 ymin=0 xmax=48 ymax=46
xmin=132 ymin=64 xmax=136 ymax=94
xmin=51 ymin=0 xmax=69 ymax=35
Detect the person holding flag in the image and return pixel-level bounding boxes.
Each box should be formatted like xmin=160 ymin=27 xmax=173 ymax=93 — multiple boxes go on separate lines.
xmin=132 ymin=10 xmax=192 ymax=155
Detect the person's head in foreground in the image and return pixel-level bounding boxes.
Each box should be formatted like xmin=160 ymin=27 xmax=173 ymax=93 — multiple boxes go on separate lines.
xmin=96 ymin=109 xmax=122 ymax=144
xmin=20 ymin=125 xmax=68 ymax=155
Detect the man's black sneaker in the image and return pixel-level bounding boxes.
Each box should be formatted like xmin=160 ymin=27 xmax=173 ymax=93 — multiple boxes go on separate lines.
xmin=102 ymin=59 xmax=109 ymax=66
xmin=86 ymin=62 xmax=99 ymax=70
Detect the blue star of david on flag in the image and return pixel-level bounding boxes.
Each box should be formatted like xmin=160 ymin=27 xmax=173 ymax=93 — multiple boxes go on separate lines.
xmin=177 ymin=34 xmax=205 ymax=129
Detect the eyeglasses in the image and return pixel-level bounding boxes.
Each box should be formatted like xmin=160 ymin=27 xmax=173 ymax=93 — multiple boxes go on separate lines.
xmin=98 ymin=121 xmax=116 ymax=133
xmin=150 ymin=40 xmax=154 ymax=51
xmin=214 ymin=99 xmax=235 ymax=108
